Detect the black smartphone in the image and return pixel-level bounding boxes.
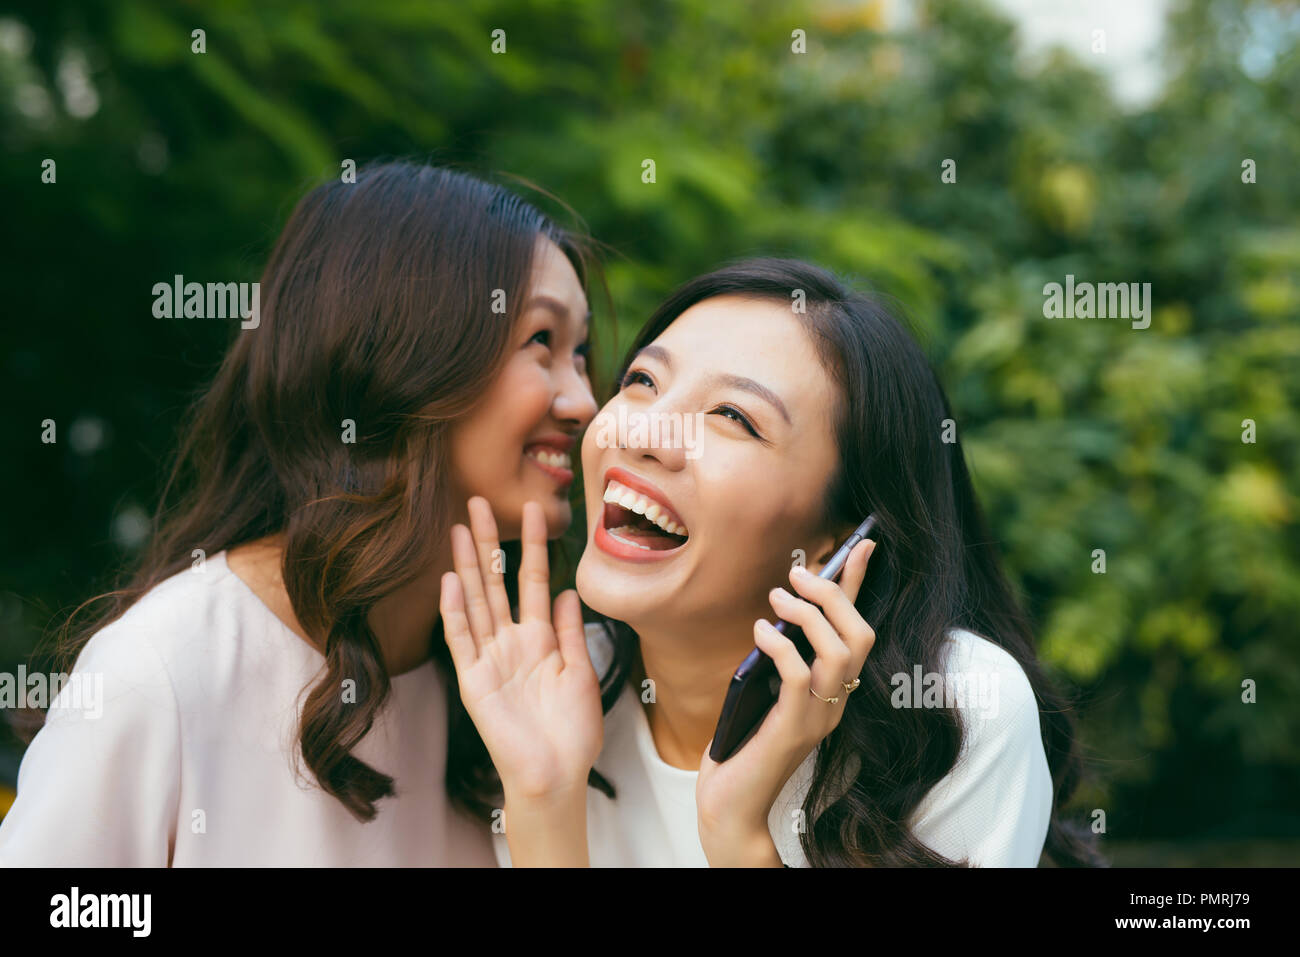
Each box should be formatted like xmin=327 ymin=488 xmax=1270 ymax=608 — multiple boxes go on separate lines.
xmin=709 ymin=514 xmax=879 ymax=763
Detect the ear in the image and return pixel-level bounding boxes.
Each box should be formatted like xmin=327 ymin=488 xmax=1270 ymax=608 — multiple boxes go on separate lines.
xmin=809 ymin=523 xmax=859 ymax=572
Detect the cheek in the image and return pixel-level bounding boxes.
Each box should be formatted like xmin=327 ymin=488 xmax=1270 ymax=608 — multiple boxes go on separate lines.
xmin=448 ymin=422 xmax=511 ymax=500
xmin=496 ymin=361 xmax=554 ymax=433
xmin=581 ymin=400 xmax=617 ymax=484
xmin=579 ymin=408 xmax=599 ymax=472
xmin=706 ymin=486 xmax=788 ymax=555
xmin=447 ymin=365 xmax=548 ymax=493
xmin=696 ymin=460 xmax=824 ymax=577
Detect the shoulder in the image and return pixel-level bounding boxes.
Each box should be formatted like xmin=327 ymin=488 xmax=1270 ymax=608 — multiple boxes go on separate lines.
xmin=38 ymin=582 xmax=196 ymax=733
xmin=936 ymin=628 xmax=1040 ymax=734
xmin=88 ymin=559 xmax=221 ymax=666
xmin=905 ymin=627 xmax=1051 ymax=808
xmin=939 ymin=627 xmax=1030 ymax=679
xmin=905 ymin=628 xmax=1054 ymax=865
xmin=65 ymin=553 xmax=277 ymax=712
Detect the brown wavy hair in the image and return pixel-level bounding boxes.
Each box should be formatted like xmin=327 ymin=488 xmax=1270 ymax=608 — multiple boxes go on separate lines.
xmin=38 ymin=160 xmax=602 ymax=822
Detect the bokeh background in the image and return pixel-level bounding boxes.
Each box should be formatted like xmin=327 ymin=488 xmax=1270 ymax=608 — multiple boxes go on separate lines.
xmin=2 ymin=0 xmax=1297 ymax=864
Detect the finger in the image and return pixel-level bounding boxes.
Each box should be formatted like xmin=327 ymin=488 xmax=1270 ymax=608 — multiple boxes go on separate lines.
xmin=837 ymin=539 xmax=876 ymax=606
xmin=753 ymin=619 xmax=811 ymax=716
xmin=769 ymin=586 xmax=851 ymax=702
xmin=553 ymin=589 xmax=592 ymax=675
xmin=837 ymin=540 xmax=878 ymax=671
xmin=519 ymin=501 xmax=553 ymax=624
xmin=438 ymin=572 xmax=479 ymax=670
xmin=450 ymin=522 xmax=495 ymax=643
xmin=467 ymin=496 xmax=514 ymax=628
xmin=788 ymin=549 xmax=877 ymax=669
xmin=756 ymin=622 xmax=844 ymax=755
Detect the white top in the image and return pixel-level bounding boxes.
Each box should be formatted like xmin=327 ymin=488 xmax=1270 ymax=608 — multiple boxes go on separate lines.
xmin=0 ymin=551 xmax=497 ymax=867
xmin=493 ymin=624 xmax=1053 ymax=867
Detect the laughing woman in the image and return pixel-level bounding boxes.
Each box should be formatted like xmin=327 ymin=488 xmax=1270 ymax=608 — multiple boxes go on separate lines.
xmin=440 ymin=258 xmax=1102 ymax=867
xmin=0 ymin=162 xmax=599 ymax=865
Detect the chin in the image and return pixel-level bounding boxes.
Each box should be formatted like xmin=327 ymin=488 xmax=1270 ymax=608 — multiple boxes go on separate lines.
xmin=482 ymin=493 xmax=571 ymax=542
xmin=575 ymin=555 xmax=658 ymax=625
xmin=541 ymin=497 xmax=573 ymax=538
xmin=574 ymin=567 xmax=620 ymax=622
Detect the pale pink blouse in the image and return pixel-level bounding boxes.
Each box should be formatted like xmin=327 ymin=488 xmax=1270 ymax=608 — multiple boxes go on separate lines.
xmin=0 ymin=551 xmax=497 ymax=866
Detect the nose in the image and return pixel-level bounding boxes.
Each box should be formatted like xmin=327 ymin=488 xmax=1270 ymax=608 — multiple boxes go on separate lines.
xmin=551 ymin=362 xmax=598 ymax=430
xmin=621 ymin=395 xmax=688 ymax=472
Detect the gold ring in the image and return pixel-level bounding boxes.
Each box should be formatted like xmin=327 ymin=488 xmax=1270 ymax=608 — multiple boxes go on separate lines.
xmin=841 ymin=677 xmax=861 ymax=694
xmin=809 ymin=686 xmax=840 ymax=704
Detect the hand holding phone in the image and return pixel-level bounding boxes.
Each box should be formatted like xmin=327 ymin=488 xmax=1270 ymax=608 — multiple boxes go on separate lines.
xmin=708 ymin=514 xmax=879 ymax=763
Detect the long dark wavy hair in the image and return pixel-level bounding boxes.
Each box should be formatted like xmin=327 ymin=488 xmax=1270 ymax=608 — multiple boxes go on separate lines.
xmin=39 ymin=160 xmax=602 ymax=823
xmin=576 ymin=258 xmax=1105 ymax=867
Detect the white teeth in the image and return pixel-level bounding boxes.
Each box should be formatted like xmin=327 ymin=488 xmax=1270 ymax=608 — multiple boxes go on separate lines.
xmin=602 ymin=479 xmax=689 ymax=538
xmin=606 ymin=525 xmax=652 ymax=550
xmin=528 ymin=449 xmax=570 ymax=469
xmin=652 ymin=512 xmax=677 ymax=535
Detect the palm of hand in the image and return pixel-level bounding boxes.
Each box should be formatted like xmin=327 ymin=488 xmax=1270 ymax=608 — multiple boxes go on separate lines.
xmin=440 ymin=497 xmax=605 ymax=801
xmin=459 ymin=619 xmax=603 ymax=795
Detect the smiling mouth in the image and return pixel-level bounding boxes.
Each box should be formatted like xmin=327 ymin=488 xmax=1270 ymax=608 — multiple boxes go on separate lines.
xmin=525 ymin=447 xmax=572 ymax=470
xmin=524 ymin=444 xmax=574 ymax=486
xmin=601 ymin=479 xmax=689 ymax=552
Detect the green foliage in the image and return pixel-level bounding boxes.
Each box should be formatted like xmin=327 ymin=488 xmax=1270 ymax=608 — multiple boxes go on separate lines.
xmin=2 ymin=0 xmax=1297 ymax=839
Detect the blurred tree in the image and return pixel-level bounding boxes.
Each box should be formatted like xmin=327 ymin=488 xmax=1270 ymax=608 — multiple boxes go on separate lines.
xmin=1 ymin=0 xmax=1296 ymax=845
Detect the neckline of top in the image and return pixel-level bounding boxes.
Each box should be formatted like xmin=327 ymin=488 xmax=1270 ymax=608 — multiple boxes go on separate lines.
xmin=213 ymin=549 xmax=436 ymax=686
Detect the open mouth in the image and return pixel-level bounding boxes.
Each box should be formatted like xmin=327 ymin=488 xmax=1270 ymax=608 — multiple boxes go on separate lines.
xmin=601 ymin=478 xmax=689 ymax=552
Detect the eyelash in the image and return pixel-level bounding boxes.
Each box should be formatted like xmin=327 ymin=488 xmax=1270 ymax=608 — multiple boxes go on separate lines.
xmin=712 ymin=404 xmax=759 ymax=437
xmin=619 ymin=369 xmax=760 ymax=438
xmin=528 ymin=330 xmax=590 ymax=362
xmin=620 ymin=368 xmax=652 ymax=388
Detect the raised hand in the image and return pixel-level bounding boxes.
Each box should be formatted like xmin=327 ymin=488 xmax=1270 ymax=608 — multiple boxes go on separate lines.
xmin=439 ymin=497 xmax=603 ymax=802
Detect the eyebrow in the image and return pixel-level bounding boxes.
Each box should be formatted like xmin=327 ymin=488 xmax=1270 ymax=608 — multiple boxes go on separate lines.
xmin=633 ymin=344 xmax=792 ymax=426
xmin=525 ymin=295 xmax=592 ymax=325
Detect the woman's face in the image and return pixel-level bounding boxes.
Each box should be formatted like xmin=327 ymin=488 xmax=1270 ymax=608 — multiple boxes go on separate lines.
xmin=576 ymin=295 xmax=845 ymax=634
xmin=447 ymin=235 xmax=597 ymax=539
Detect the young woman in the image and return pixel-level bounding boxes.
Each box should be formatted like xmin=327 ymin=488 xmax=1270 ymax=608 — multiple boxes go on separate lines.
xmin=0 ymin=162 xmax=600 ymax=865
xmin=439 ymin=258 xmax=1102 ymax=867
